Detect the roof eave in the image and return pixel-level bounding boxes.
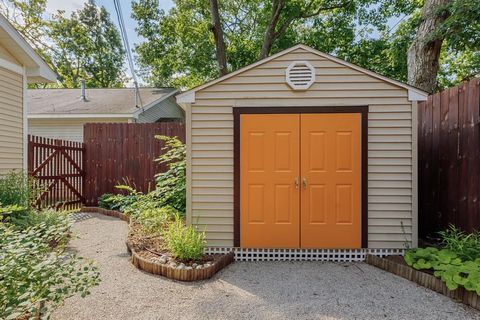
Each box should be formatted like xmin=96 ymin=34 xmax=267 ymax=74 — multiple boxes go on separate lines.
xmin=133 ymin=89 xmax=180 ymax=117
xmin=0 ymin=14 xmax=56 ymax=83
xmin=177 ymin=44 xmax=429 ymax=103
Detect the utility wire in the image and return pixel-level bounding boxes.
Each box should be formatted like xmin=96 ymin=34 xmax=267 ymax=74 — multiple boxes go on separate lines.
xmin=113 ymin=0 xmax=142 ymax=108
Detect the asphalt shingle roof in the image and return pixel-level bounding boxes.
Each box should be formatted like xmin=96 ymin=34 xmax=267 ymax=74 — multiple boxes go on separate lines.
xmin=28 ymin=88 xmax=177 ymax=115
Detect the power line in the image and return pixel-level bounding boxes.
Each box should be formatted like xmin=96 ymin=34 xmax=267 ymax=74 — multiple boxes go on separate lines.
xmin=113 ymin=0 xmax=142 ymax=108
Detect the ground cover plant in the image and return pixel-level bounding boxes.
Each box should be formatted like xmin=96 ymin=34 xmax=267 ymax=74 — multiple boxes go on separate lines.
xmin=98 ymin=136 xmax=208 ymax=264
xmin=0 ymin=171 xmax=100 ymax=319
xmin=405 ymin=225 xmax=480 ymax=293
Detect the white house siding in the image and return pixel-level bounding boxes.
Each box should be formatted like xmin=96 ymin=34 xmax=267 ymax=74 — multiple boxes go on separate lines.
xmin=137 ymin=96 xmax=184 ymax=123
xmin=0 ymin=66 xmax=24 ymax=174
xmin=28 ymin=117 xmax=130 ymax=142
xmin=188 ymin=47 xmax=416 ymax=249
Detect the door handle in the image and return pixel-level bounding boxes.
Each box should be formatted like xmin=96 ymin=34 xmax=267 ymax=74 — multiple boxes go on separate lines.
xmin=295 ymin=177 xmax=300 ymax=189
xmin=303 ymin=177 xmax=308 ymax=189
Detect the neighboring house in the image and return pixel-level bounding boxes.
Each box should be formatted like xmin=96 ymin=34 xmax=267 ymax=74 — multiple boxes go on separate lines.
xmin=0 ymin=14 xmax=56 ymax=174
xmin=177 ymin=44 xmax=428 ymax=257
xmin=28 ymin=87 xmax=184 ymax=142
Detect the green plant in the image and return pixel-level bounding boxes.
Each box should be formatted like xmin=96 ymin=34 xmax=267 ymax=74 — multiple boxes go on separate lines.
xmin=0 ymin=222 xmax=100 ymax=319
xmin=9 ymin=208 xmax=70 ymax=232
xmin=0 ymin=171 xmax=44 ymax=219
xmin=154 ymin=135 xmax=186 ymax=214
xmin=97 ymin=186 xmax=143 ymax=214
xmin=163 ymin=215 xmax=205 ymax=261
xmin=439 ymin=225 xmax=480 ymax=261
xmin=98 ymin=193 xmax=115 ymax=209
xmin=405 ymin=247 xmax=480 ymax=293
xmin=138 ymin=205 xmax=179 ymax=234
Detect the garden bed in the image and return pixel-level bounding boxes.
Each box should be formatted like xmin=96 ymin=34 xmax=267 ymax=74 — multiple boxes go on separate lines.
xmin=366 ymin=254 xmax=480 ymax=311
xmin=82 ymin=206 xmax=234 ymax=281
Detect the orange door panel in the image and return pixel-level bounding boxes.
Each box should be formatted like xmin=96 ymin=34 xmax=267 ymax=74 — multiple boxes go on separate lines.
xmin=300 ymin=113 xmax=362 ymax=248
xmin=240 ymin=114 xmax=300 ymax=248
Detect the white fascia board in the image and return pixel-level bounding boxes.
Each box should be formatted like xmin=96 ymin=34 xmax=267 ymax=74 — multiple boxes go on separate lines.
xmin=28 ymin=113 xmax=135 ymax=119
xmin=25 ymin=66 xmax=57 ymax=83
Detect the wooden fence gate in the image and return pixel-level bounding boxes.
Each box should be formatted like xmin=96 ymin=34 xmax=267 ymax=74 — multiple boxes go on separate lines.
xmin=418 ymin=77 xmax=480 ymax=238
xmin=28 ymin=135 xmax=85 ymax=210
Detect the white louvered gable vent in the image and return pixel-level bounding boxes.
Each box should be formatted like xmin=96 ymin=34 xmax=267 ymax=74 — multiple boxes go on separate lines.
xmin=286 ymin=61 xmax=315 ymax=90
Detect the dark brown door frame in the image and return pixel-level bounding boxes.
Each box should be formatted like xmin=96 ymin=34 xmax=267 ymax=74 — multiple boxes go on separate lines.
xmin=233 ymin=106 xmax=369 ymax=248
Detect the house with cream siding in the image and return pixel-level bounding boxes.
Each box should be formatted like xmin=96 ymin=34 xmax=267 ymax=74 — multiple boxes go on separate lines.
xmin=0 ymin=14 xmax=56 ymax=174
xmin=177 ymin=44 xmax=428 ymax=257
xmin=28 ymin=87 xmax=184 ymax=142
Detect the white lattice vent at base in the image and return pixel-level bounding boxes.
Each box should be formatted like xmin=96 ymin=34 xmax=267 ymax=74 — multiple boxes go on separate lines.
xmin=204 ymin=247 xmax=405 ymax=262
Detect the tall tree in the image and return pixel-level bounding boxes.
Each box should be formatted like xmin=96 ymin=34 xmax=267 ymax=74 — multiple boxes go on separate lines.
xmin=49 ymin=2 xmax=126 ymax=88
xmin=132 ymin=0 xmax=404 ymax=88
xmin=407 ymin=0 xmax=451 ymax=93
xmin=209 ymin=0 xmax=228 ymax=76
xmin=260 ymin=0 xmax=354 ymax=59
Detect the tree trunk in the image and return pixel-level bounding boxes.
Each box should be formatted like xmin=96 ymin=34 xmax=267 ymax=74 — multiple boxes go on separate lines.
xmin=407 ymin=0 xmax=451 ymax=93
xmin=209 ymin=0 xmax=228 ymax=76
xmin=260 ymin=0 xmax=285 ymax=59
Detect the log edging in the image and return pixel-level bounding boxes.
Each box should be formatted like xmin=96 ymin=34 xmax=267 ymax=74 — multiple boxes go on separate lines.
xmin=82 ymin=206 xmax=130 ymax=222
xmin=127 ymin=241 xmax=235 ymax=282
xmin=81 ymin=206 xmax=234 ymax=282
xmin=366 ymin=254 xmax=480 ymax=310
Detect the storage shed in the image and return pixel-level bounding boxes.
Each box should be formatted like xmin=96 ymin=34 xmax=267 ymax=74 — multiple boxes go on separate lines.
xmin=176 ymin=44 xmax=428 ymax=258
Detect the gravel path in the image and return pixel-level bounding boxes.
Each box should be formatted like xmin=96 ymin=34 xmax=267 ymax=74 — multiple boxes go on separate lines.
xmin=53 ymin=212 xmax=480 ymax=320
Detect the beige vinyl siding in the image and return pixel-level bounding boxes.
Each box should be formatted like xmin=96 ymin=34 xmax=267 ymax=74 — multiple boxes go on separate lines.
xmin=0 ymin=67 xmax=24 ymax=174
xmin=189 ymin=47 xmax=415 ymax=248
xmin=28 ymin=117 xmax=130 ymax=142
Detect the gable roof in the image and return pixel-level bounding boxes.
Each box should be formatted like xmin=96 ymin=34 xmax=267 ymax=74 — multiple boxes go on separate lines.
xmin=177 ymin=44 xmax=428 ymax=104
xmin=28 ymin=88 xmax=179 ymax=118
xmin=0 ymin=13 xmax=56 ymax=83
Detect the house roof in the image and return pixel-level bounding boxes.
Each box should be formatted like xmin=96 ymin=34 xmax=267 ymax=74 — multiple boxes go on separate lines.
xmin=0 ymin=13 xmax=56 ymax=83
xmin=177 ymin=44 xmax=428 ymax=104
xmin=28 ymin=87 xmax=179 ymax=118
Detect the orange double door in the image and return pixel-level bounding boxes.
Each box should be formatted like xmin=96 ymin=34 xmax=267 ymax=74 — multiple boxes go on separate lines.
xmin=240 ymin=113 xmax=362 ymax=249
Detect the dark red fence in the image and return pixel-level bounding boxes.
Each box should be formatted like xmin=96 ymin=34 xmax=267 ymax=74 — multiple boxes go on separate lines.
xmin=418 ymin=78 xmax=480 ymax=238
xmin=28 ymin=135 xmax=85 ymax=210
xmin=83 ymin=122 xmax=185 ymax=205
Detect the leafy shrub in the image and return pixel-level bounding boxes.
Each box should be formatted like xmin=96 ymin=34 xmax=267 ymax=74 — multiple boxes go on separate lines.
xmin=0 ymin=171 xmax=44 ymax=219
xmin=154 ymin=135 xmax=186 ymax=214
xmin=138 ymin=205 xmax=179 ymax=234
xmin=439 ymin=225 xmax=480 ymax=261
xmin=405 ymin=247 xmax=480 ymax=293
xmin=9 ymin=209 xmax=70 ymax=232
xmin=163 ymin=215 xmax=205 ymax=261
xmin=97 ymin=186 xmax=143 ymax=214
xmin=0 ymin=222 xmax=100 ymax=319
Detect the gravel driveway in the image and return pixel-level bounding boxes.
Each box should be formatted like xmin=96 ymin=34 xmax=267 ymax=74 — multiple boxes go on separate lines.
xmin=52 ymin=212 xmax=480 ymax=320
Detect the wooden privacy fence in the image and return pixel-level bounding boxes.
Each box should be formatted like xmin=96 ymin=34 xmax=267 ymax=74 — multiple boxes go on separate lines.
xmin=418 ymin=78 xmax=480 ymax=238
xmin=28 ymin=135 xmax=85 ymax=210
xmin=84 ymin=122 xmax=185 ymax=205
